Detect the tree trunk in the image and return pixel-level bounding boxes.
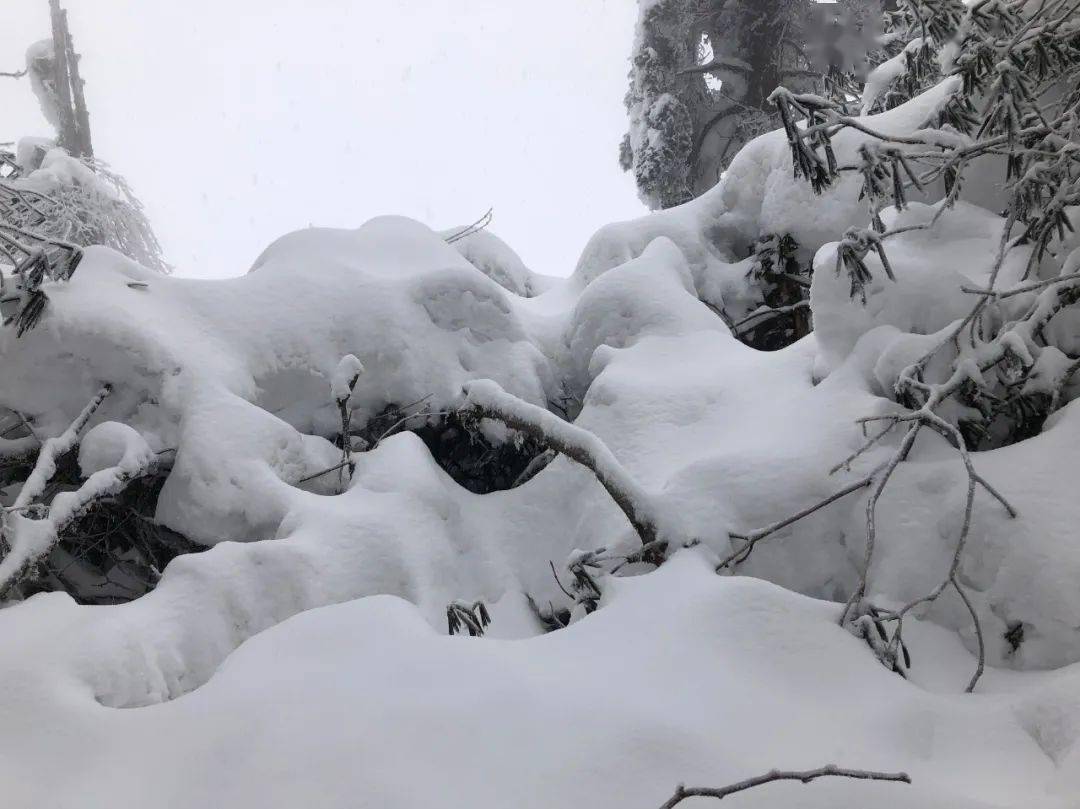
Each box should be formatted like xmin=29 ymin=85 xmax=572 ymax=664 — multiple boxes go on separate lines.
xmin=47 ymin=1 xmax=92 ymax=159
xmin=61 ymin=7 xmax=93 ymax=159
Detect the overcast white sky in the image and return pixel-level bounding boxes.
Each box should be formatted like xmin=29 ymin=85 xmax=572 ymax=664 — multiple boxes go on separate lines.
xmin=1 ymin=1 xmax=645 ymax=278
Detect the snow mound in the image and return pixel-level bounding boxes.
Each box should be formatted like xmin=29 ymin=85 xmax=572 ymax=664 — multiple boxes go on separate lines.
xmin=573 ymin=76 xmax=964 ymax=309
xmin=329 ymin=354 xmax=364 ymax=404
xmin=564 ymin=237 xmax=728 ymax=393
xmin=444 ymin=227 xmax=540 ymax=297
xmin=0 ymin=553 xmax=1073 ymax=808
xmin=78 ymin=421 xmax=154 ymax=477
xmin=2 ymin=216 xmax=555 ymax=543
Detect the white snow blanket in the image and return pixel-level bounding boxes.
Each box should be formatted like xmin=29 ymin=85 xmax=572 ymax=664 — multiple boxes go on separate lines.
xmin=1 ymin=83 xmax=1079 ymax=807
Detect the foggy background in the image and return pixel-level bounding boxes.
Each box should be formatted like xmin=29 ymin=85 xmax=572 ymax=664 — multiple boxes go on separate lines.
xmin=1 ymin=1 xmax=643 ymax=278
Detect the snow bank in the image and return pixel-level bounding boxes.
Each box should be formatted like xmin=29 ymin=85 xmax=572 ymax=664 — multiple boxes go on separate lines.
xmin=0 ymin=553 xmax=1073 ymax=808
xmin=2 ymin=130 xmax=1077 ymax=698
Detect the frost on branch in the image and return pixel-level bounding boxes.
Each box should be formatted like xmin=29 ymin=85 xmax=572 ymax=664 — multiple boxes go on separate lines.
xmin=0 ymin=147 xmax=168 ymax=275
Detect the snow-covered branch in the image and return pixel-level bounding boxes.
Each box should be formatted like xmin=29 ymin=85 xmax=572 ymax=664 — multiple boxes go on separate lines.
xmin=446 ymin=600 xmax=491 ymax=637
xmin=331 ymin=354 xmax=364 ymax=485
xmin=462 ymin=380 xmax=668 ymax=551
xmin=0 ymin=153 xmax=167 ymax=275
xmin=0 ymin=388 xmax=172 ymax=600
xmin=10 ymin=385 xmax=110 ymax=511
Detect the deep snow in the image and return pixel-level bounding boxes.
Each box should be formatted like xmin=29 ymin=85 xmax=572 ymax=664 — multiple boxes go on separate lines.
xmin=1 ymin=74 xmax=1079 ymax=808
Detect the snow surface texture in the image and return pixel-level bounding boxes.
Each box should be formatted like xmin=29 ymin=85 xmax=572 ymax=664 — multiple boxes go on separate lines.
xmin=0 ymin=554 xmax=1075 ymax=808
xmin=1 ymin=84 xmax=1079 ymax=806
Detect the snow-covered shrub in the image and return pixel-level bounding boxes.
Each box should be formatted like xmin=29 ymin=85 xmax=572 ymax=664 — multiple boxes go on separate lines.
xmin=732 ymin=232 xmax=813 ymax=349
xmin=577 ymin=0 xmax=1080 ymax=682
xmin=755 ymin=0 xmax=1080 ymax=684
xmin=0 ymin=141 xmax=167 ymax=274
xmin=442 ymin=226 xmax=541 ymax=297
xmin=4 ymin=28 xmax=164 ymax=273
xmin=785 ymin=0 xmax=1080 ymax=440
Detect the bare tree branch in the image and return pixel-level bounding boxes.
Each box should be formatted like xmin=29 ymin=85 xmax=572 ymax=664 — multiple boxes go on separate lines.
xmin=659 ymin=764 xmax=911 ymax=808
xmin=445 ymin=208 xmax=493 ymax=244
xmin=717 ymin=475 xmax=873 ymax=570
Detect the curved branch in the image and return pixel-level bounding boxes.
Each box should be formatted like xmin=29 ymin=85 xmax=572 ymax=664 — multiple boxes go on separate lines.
xmin=0 ymin=450 xmax=159 ymax=600
xmin=679 ymin=58 xmax=751 ymax=76
xmin=462 ymin=380 xmax=666 ymax=549
xmin=690 ymin=106 xmax=740 ymax=168
xmin=0 ymin=388 xmax=176 ymax=600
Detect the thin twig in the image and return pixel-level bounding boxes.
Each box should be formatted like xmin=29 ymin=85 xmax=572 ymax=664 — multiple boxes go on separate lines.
xmin=445 ymin=208 xmax=494 ymax=244
xmin=717 ymin=475 xmax=874 ymax=571
xmin=297 ymin=458 xmax=352 ymax=485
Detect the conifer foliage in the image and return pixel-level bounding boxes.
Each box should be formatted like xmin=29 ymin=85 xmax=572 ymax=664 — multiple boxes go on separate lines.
xmin=622 ymin=0 xmax=879 ymax=209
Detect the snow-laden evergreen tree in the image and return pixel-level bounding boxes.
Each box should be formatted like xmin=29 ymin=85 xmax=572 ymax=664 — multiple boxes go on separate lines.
xmin=619 ymin=0 xmax=700 ymax=210
xmin=1 ymin=143 xmax=167 ymax=276
xmin=621 ymin=0 xmax=880 ymax=210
